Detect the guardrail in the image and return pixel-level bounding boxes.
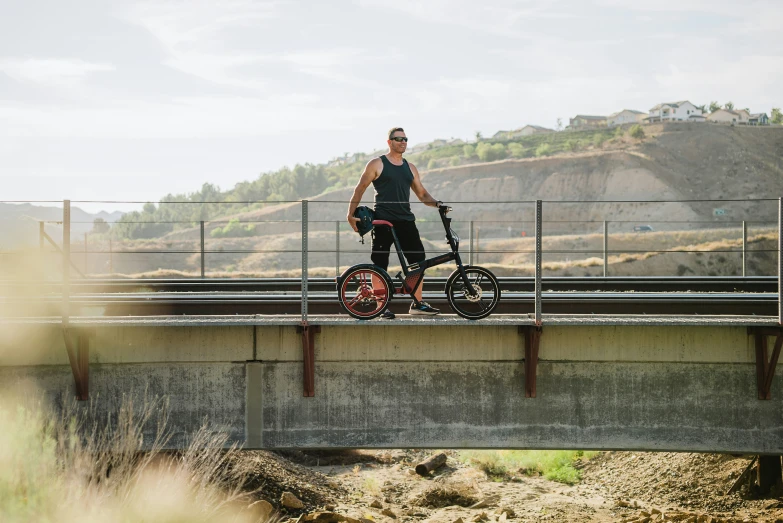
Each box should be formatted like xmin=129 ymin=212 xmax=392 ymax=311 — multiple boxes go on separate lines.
xmin=1 ymin=197 xmax=781 ymax=324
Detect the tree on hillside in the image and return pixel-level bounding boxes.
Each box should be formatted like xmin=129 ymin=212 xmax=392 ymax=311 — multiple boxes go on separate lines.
xmin=772 ymin=108 xmax=783 ymax=125
xmin=91 ymin=218 xmax=110 ymax=235
xmin=724 ymin=101 xmax=735 ymax=110
xmin=556 ymin=118 xmax=563 ymax=131
xmin=475 ymin=131 xmax=482 ymax=141
xmin=709 ymin=101 xmax=721 ymax=113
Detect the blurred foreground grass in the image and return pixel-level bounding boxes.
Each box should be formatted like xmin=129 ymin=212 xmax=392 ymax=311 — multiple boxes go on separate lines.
xmin=459 ymin=450 xmax=599 ymax=485
xmin=0 ymin=389 xmax=267 ymax=522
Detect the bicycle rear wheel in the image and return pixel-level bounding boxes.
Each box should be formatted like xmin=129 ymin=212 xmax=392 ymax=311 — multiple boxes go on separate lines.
xmin=338 ymin=266 xmax=392 ymax=320
xmin=445 ymin=266 xmax=500 ymax=320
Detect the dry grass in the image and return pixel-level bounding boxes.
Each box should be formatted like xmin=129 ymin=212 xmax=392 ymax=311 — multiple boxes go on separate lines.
xmin=74 ymin=227 xmax=778 ymax=279
xmin=0 ymin=386 xmax=269 ymax=522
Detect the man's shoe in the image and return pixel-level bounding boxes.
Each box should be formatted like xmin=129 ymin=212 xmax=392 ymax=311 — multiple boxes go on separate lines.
xmin=380 ymin=308 xmax=396 ymax=319
xmin=409 ymin=302 xmax=440 ymax=315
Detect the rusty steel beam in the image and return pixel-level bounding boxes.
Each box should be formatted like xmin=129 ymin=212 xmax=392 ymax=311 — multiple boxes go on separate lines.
xmin=520 ymin=325 xmax=542 ymax=398
xmin=62 ymin=328 xmax=91 ymax=400
xmin=750 ymin=327 xmax=782 ymax=400
xmin=297 ymin=323 xmax=320 ymax=397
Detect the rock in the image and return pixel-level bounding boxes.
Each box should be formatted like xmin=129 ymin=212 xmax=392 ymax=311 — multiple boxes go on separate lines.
xmin=498 ymin=512 xmax=507 ymax=523
xmin=471 ymin=512 xmax=488 ymax=522
xmin=250 ymin=500 xmax=275 ymax=520
xmin=325 ymin=505 xmax=337 ymax=511
xmin=281 ymin=492 xmax=305 ymax=510
xmin=469 ymin=496 xmax=500 ymax=510
xmin=381 ymin=508 xmax=396 ymax=519
xmin=452 ymin=519 xmax=464 ymax=523
xmin=616 ymin=500 xmax=631 ymax=508
xmin=302 ymin=512 xmax=347 ymax=523
xmin=370 ymin=500 xmax=383 ymax=509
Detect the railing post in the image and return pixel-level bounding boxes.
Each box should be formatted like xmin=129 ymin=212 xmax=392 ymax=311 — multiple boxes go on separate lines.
xmin=742 ymin=220 xmax=747 ymax=277
xmin=778 ymin=198 xmax=782 ymax=325
xmin=302 ymin=200 xmax=309 ymax=322
xmin=535 ymin=199 xmax=542 ymax=325
xmin=200 ymin=221 xmax=205 ymax=278
xmin=63 ymin=200 xmax=70 ymax=326
xmin=476 ymin=226 xmax=480 ymax=265
xmin=39 ymin=221 xmax=44 ymax=252
xmin=469 ymin=220 xmax=474 ymax=266
xmin=335 ymin=220 xmax=340 ymax=277
xmin=109 ymin=239 xmax=113 ymax=275
xmin=603 ymin=220 xmax=609 ymax=277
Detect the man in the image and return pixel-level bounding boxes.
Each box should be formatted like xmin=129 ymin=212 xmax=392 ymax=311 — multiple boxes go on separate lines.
xmin=346 ymin=127 xmax=441 ymax=318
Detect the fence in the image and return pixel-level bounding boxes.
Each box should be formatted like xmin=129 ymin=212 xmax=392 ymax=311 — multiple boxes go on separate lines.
xmin=1 ymin=198 xmax=782 ymax=324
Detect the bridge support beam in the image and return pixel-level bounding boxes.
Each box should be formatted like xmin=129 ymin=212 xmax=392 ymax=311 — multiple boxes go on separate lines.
xmin=749 ymin=327 xmax=782 ymax=400
xmin=297 ymin=323 xmax=320 ymax=397
xmin=62 ymin=328 xmax=93 ymax=400
xmin=520 ymin=325 xmax=542 ymax=398
xmin=757 ymin=455 xmax=783 ymax=494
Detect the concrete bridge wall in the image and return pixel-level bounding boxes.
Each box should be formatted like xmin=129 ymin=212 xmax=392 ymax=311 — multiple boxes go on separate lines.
xmin=0 ymin=317 xmax=780 ymax=452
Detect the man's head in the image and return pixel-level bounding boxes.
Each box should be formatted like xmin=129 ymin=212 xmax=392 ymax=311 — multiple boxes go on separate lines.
xmin=387 ymin=127 xmax=407 ymax=153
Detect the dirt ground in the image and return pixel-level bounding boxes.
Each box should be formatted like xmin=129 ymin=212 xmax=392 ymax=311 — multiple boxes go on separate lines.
xmin=243 ymin=450 xmax=783 ymax=523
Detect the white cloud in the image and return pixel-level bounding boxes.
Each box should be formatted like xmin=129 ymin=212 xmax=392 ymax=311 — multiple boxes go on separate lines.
xmin=0 ymin=58 xmax=115 ymax=87
xmin=0 ymin=94 xmax=393 ymax=139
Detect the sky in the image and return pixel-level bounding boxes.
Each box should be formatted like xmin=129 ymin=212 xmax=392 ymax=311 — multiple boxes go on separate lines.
xmin=1 ymin=0 xmax=782 ymax=213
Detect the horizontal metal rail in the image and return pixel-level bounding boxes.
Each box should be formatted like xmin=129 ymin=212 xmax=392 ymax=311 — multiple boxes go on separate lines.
xmin=3 ymin=291 xmax=777 ymax=317
xmin=1 ymin=276 xmax=777 ymax=295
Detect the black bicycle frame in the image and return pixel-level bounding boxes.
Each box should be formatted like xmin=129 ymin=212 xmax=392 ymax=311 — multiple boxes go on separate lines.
xmin=384 ymin=206 xmax=477 ymax=301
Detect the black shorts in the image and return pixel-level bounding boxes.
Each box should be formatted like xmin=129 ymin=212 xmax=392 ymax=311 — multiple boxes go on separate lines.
xmin=371 ymin=220 xmax=426 ymax=270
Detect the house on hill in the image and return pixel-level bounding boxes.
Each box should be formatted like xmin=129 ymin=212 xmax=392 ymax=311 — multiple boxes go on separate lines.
xmin=708 ymin=109 xmax=750 ymax=125
xmin=607 ymin=109 xmax=645 ymax=126
xmin=646 ymin=100 xmax=704 ymax=122
xmin=749 ymin=113 xmax=769 ymax=125
xmin=517 ymin=125 xmax=554 ymax=136
xmin=568 ymin=115 xmax=607 ymax=129
xmin=494 ymin=126 xmax=554 ymax=139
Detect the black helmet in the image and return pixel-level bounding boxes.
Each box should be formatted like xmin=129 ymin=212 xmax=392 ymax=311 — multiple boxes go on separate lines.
xmin=353 ymin=206 xmax=375 ymax=237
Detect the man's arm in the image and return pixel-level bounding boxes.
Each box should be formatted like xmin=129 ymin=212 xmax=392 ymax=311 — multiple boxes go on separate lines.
xmin=409 ymin=162 xmax=440 ymax=207
xmin=346 ymin=158 xmax=382 ymax=232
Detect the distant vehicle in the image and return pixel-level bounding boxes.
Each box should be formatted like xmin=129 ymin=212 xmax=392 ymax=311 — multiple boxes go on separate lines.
xmin=633 ymin=225 xmax=654 ymax=232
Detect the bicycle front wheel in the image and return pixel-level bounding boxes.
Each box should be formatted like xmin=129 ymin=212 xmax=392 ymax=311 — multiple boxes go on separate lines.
xmin=445 ymin=266 xmax=501 ymax=320
xmin=338 ymin=266 xmax=392 ymax=320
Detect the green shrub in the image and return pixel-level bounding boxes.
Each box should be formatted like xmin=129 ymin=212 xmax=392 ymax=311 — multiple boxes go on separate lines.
xmin=450 ymin=156 xmax=461 ymax=166
xmin=629 ymin=124 xmax=645 ymax=139
xmin=210 ymin=218 xmax=256 ymax=238
xmin=463 ymin=144 xmax=476 ymax=158
xmin=508 ymin=143 xmax=525 ymax=158
xmin=592 ymin=134 xmax=606 ymax=147
xmin=535 ymin=143 xmax=552 ymax=157
xmin=459 ymin=450 xmax=597 ymax=484
xmin=427 ymin=159 xmax=438 ymax=169
xmin=614 ymin=126 xmax=625 ymax=138
xmin=476 ymin=142 xmax=507 ymax=162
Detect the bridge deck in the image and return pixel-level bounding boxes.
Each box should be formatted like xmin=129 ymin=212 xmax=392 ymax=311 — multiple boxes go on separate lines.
xmin=2 ymin=313 xmax=780 ymax=327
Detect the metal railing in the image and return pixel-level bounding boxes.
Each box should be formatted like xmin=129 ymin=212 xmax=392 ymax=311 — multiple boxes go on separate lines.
xmin=1 ymin=197 xmax=781 ymax=324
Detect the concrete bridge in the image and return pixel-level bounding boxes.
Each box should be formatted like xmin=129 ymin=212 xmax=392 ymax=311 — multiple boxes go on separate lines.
xmin=1 ymin=314 xmax=781 ymax=453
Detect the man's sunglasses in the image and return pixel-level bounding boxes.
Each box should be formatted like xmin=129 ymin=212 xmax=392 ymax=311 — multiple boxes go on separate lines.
xmin=390 ymin=137 xmax=408 ymax=142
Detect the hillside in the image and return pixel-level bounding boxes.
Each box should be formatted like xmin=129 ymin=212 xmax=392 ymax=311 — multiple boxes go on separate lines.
xmin=0 ymin=203 xmax=123 ymax=249
xmin=16 ymin=123 xmax=783 ymax=278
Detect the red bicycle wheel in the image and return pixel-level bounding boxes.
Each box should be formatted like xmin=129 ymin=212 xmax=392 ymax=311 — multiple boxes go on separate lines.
xmin=339 ymin=266 xmax=391 ymax=319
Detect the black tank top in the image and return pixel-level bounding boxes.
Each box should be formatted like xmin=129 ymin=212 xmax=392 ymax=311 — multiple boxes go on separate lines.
xmin=372 ymin=155 xmax=415 ymax=221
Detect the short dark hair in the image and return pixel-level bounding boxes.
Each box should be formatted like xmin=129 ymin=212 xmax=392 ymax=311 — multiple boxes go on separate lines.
xmin=388 ymin=127 xmax=405 ymax=140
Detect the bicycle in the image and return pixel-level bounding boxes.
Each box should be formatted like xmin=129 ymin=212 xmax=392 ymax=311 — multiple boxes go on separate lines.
xmin=336 ymin=204 xmax=501 ymax=320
